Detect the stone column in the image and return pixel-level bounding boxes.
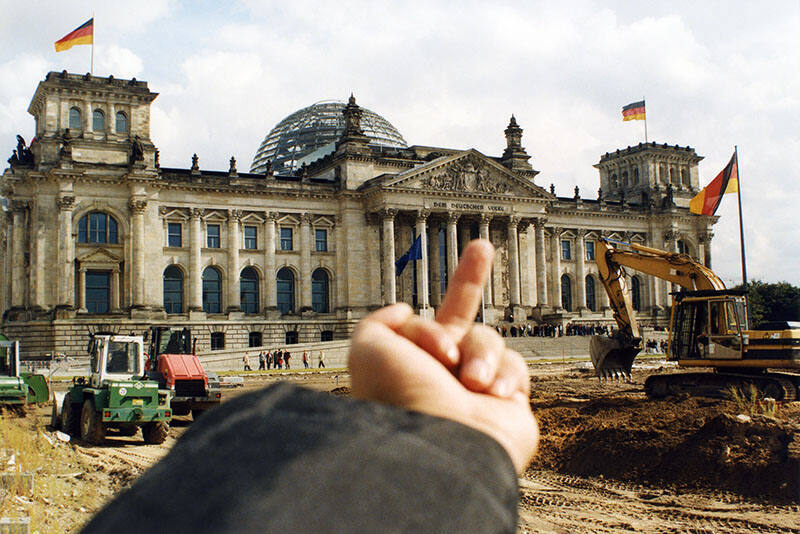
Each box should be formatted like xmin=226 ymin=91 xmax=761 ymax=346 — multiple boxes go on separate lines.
xmin=56 ymin=196 xmax=76 ymax=308
xmin=479 ymin=214 xmax=493 ymax=304
xmin=9 ymin=204 xmax=26 ymax=308
xmin=428 ymin=220 xmax=441 ymax=306
xmin=664 ymin=229 xmax=678 ymax=306
xmin=459 ymin=220 xmax=471 ymax=255
xmin=226 ymin=209 xmax=242 ymax=312
xmin=576 ymin=229 xmax=587 ymax=310
xmin=264 ymin=212 xmax=277 ymax=311
xmin=381 ymin=209 xmax=397 ymax=305
xmin=415 ymin=211 xmax=430 ymax=313
xmin=507 ymin=216 xmax=521 ymax=307
xmin=77 ymin=268 xmax=87 ymax=311
xmin=130 ymin=198 xmax=148 ymax=308
xmin=334 ymin=214 xmax=347 ymax=310
xmin=446 ymin=213 xmax=459 ymax=280
xmin=534 ymin=219 xmax=548 ymax=307
xmin=550 ymin=227 xmax=563 ymax=308
xmin=111 ymin=267 xmax=121 ymax=312
xmin=188 ymin=209 xmax=203 ymax=312
xmin=648 ymin=234 xmax=663 ymax=312
xmin=525 ymin=223 xmax=537 ymax=306
xmin=702 ymin=231 xmax=713 ymax=269
xmin=300 ymin=213 xmax=313 ymax=311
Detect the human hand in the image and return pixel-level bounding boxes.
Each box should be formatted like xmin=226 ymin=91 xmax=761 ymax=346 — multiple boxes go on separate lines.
xmin=348 ymin=239 xmax=538 ymax=473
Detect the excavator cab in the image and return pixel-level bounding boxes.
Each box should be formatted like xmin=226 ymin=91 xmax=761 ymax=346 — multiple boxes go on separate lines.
xmin=669 ymin=290 xmax=748 ymax=362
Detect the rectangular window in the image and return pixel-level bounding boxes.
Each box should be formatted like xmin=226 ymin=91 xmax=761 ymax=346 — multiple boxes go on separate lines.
xmin=207 ymin=224 xmax=220 ymax=248
xmin=210 ymin=332 xmax=225 ymax=351
xmin=167 ymin=222 xmax=182 ymax=248
xmin=244 ymin=226 xmax=257 ymax=250
xmin=315 ymin=229 xmax=327 ymax=252
xmin=86 ymin=271 xmax=110 ymax=314
xmin=585 ymin=241 xmax=595 ymax=261
xmin=561 ymin=239 xmax=572 ymax=260
xmin=280 ymin=227 xmax=293 ymax=251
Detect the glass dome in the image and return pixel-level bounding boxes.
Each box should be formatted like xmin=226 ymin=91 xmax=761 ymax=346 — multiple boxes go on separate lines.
xmin=250 ymin=100 xmax=407 ymax=175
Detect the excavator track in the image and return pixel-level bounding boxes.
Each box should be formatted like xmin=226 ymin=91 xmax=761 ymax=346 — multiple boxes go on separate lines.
xmin=645 ymin=371 xmax=799 ymax=401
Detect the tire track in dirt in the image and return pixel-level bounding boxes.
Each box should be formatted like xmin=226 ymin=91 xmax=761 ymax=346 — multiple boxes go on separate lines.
xmin=518 ymin=469 xmax=800 ymax=533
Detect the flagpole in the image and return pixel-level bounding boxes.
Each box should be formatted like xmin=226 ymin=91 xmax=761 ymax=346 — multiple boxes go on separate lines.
xmin=643 ymin=97 xmax=648 ymax=143
xmin=734 ymin=146 xmax=747 ymax=286
xmin=90 ymin=12 xmax=94 ymax=74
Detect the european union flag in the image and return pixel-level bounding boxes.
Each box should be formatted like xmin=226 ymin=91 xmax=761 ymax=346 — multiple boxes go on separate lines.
xmin=395 ymin=234 xmax=423 ymax=276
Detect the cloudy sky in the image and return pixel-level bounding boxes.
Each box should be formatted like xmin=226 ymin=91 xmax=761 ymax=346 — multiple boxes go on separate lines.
xmin=2 ymin=0 xmax=798 ymax=286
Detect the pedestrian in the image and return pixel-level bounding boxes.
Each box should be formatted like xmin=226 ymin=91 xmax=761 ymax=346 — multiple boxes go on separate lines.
xmin=275 ymin=349 xmax=283 ymax=369
xmin=318 ymin=350 xmax=325 ymax=368
xmin=258 ymin=351 xmax=266 ymax=371
xmin=285 ymin=351 xmax=291 ymax=369
xmin=302 ymin=351 xmax=309 ymax=368
xmin=266 ymin=350 xmax=273 ymax=370
xmin=277 ymin=352 xmax=283 ymax=369
xmin=243 ymin=354 xmax=252 ymax=371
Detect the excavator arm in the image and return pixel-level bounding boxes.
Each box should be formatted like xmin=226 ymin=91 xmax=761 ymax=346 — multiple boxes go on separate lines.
xmin=590 ymin=238 xmax=726 ymax=377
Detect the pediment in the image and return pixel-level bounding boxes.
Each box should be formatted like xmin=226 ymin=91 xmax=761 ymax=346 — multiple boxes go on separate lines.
xmin=383 ymin=150 xmax=550 ymax=198
xmin=77 ymin=247 xmax=122 ymax=265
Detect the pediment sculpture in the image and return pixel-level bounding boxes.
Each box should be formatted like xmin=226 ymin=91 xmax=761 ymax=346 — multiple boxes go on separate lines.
xmin=420 ymin=158 xmax=513 ymax=194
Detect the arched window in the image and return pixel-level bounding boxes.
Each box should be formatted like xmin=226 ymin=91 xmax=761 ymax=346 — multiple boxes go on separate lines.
xmin=677 ymin=240 xmax=689 ymax=255
xmin=311 ymin=269 xmax=330 ymax=313
xmin=622 ymin=171 xmax=629 ymax=187
xmin=585 ymin=275 xmax=596 ymax=312
xmin=92 ymin=109 xmax=105 ymax=131
xmin=163 ymin=265 xmax=183 ymax=314
xmin=277 ymin=268 xmax=295 ymax=314
xmin=660 ymin=165 xmax=667 ymax=183
xmin=78 ymin=212 xmax=119 ymax=244
xmin=240 ymin=267 xmax=259 ymax=314
xmin=669 ymin=168 xmax=676 ymax=184
xmin=560 ymin=274 xmax=572 ymax=312
xmin=202 ymin=267 xmax=222 ymax=314
xmin=69 ymin=107 xmax=82 ymax=130
xmin=631 ymin=276 xmax=642 ymax=311
xmin=611 ymin=173 xmax=618 ymax=188
xmin=633 ymin=168 xmax=640 ymax=184
xmin=115 ymin=111 xmax=128 ymax=134
xmin=681 ymin=168 xmax=689 ymax=186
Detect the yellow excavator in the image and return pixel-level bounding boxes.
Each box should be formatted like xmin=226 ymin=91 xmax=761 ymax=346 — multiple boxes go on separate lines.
xmin=590 ymin=238 xmax=800 ymax=400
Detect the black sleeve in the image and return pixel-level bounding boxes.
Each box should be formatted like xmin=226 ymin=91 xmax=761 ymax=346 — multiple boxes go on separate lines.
xmin=81 ymin=383 xmax=519 ymax=534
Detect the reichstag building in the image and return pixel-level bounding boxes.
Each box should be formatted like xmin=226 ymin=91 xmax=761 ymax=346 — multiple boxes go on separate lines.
xmin=0 ymin=72 xmax=716 ymax=358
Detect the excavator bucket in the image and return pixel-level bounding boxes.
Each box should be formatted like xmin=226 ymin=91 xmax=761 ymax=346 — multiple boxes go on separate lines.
xmin=589 ymin=334 xmax=641 ymax=379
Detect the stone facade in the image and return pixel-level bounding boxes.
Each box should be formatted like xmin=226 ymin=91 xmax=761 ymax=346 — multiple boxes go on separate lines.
xmin=0 ymin=72 xmax=717 ymax=358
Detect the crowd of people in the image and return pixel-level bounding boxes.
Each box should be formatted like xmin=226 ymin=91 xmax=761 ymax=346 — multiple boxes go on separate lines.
xmin=247 ymin=349 xmax=326 ymax=371
xmin=496 ymin=321 xmax=613 ymax=338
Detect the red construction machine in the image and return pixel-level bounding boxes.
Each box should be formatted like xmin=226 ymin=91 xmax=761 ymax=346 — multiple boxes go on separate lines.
xmin=146 ymin=326 xmax=221 ymax=420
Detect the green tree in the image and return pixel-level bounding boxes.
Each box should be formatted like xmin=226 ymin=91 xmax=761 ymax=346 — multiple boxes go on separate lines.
xmin=733 ymin=280 xmax=800 ymax=328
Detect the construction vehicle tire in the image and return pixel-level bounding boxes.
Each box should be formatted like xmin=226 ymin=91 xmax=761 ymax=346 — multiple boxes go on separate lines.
xmin=142 ymin=421 xmax=169 ymax=444
xmin=80 ymin=399 xmax=106 ymax=445
xmin=61 ymin=396 xmax=80 ymax=437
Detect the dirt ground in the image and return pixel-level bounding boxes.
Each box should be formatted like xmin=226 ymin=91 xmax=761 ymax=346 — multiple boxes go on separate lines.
xmin=2 ymin=363 xmax=799 ymax=533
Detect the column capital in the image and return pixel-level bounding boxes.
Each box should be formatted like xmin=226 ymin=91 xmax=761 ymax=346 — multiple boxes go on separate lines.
xmin=301 ymin=212 xmax=314 ymax=225
xmin=663 ymin=229 xmax=678 ymax=241
xmin=379 ymin=208 xmax=397 ymax=221
xmin=479 ymin=213 xmax=492 ymax=225
xmin=228 ymin=209 xmax=243 ymax=222
xmin=550 ymin=226 xmax=563 ymax=237
xmin=56 ymin=195 xmax=76 ymax=211
xmin=447 ymin=212 xmax=461 ymax=224
xmin=11 ymin=200 xmax=29 ymax=213
xmin=191 ymin=207 xmax=204 ymax=219
xmin=507 ymin=215 xmax=520 ymax=228
xmin=575 ymin=228 xmax=587 ymax=238
xmin=129 ymin=198 xmax=147 ymax=214
xmin=415 ymin=209 xmax=430 ymax=223
xmin=265 ymin=211 xmax=279 ymax=222
xmin=533 ymin=217 xmax=548 ymax=229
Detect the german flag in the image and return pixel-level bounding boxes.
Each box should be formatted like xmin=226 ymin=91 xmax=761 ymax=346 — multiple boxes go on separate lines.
xmin=690 ymin=151 xmax=738 ymax=216
xmin=622 ymin=100 xmax=646 ymax=121
xmin=55 ymin=18 xmax=94 ymax=52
